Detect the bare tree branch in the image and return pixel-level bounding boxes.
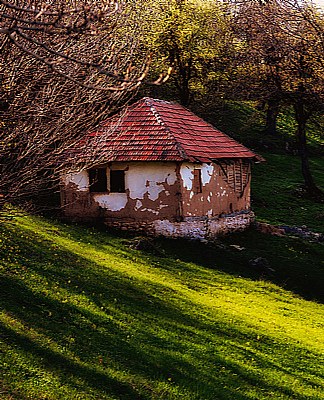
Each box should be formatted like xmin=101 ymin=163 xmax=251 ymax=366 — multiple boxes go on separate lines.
xmin=0 ymin=1 xmax=153 ymax=209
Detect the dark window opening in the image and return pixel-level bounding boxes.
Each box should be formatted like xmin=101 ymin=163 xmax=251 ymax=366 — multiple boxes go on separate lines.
xmin=110 ymin=170 xmax=125 ymax=193
xmin=88 ymin=168 xmax=107 ymax=192
xmin=193 ymin=169 xmax=202 ymax=194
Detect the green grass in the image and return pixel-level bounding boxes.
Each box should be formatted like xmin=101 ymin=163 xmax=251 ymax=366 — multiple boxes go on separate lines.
xmin=252 ymin=153 xmax=324 ymax=232
xmin=198 ymin=101 xmax=323 ymax=153
xmin=1 ymin=100 xmax=323 ymax=399
xmin=1 ymin=211 xmax=324 ymax=399
xmin=196 ymin=100 xmax=324 ymax=232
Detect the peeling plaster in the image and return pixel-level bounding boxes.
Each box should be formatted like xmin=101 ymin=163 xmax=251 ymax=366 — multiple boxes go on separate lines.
xmin=93 ymin=193 xmax=127 ymax=211
xmin=180 ymin=164 xmax=193 ymax=190
xmin=65 ymin=170 xmax=89 ymax=191
xmin=141 ymin=207 xmax=159 ymax=215
xmin=127 ymin=163 xmax=177 ymax=201
xmin=201 ymin=164 xmax=214 ymax=185
xmin=62 ymin=160 xmax=253 ymax=239
xmin=135 ymin=200 xmax=142 ymax=210
xmin=181 ymin=163 xmax=214 ymax=191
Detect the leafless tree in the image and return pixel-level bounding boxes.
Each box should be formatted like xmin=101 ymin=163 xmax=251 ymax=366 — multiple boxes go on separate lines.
xmin=0 ymin=1 xmax=157 ymax=209
xmin=232 ymin=0 xmax=324 ymax=197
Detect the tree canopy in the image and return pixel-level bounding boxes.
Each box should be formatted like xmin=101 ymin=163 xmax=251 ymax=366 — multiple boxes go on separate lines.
xmin=232 ymin=0 xmax=324 ymax=195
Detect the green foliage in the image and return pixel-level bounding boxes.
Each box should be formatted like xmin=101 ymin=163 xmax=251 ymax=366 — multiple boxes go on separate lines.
xmin=195 ymin=101 xmax=267 ymax=148
xmin=153 ymin=0 xmax=222 ymax=61
xmin=0 ymin=211 xmax=324 ymax=399
xmin=139 ymin=0 xmax=232 ymax=105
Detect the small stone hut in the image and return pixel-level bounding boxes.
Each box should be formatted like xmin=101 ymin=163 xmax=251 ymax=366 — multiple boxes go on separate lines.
xmin=61 ymin=97 xmax=262 ymax=239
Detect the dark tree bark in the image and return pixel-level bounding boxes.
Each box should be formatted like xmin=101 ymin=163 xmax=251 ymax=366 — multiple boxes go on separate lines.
xmin=265 ymin=98 xmax=280 ymax=136
xmin=294 ymin=100 xmax=323 ymax=198
xmin=174 ymin=59 xmax=192 ymax=106
xmin=233 ymin=0 xmax=324 ymax=198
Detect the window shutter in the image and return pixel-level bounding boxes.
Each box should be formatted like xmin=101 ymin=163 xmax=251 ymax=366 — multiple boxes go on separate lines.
xmin=193 ymin=169 xmax=202 ymax=194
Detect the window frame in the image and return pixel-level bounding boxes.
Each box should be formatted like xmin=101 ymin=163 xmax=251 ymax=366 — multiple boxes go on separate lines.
xmin=88 ymin=168 xmax=108 ymax=193
xmin=109 ymin=169 xmax=126 ymax=193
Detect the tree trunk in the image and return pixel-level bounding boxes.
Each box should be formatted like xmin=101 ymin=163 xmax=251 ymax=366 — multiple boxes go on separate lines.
xmin=179 ymin=83 xmax=190 ymax=106
xmin=294 ymin=101 xmax=323 ymax=198
xmin=176 ymin=62 xmax=191 ymax=106
xmin=265 ymin=98 xmax=280 ymax=135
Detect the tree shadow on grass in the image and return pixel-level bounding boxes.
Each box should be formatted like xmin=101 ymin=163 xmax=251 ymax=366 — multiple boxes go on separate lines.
xmin=2 ymin=272 xmax=322 ymax=400
xmin=1 ymin=219 xmax=323 ymax=399
xmin=41 ymin=218 xmax=324 ymax=303
xmin=153 ymin=229 xmax=324 ymax=303
xmin=0 ymin=323 xmax=141 ymax=400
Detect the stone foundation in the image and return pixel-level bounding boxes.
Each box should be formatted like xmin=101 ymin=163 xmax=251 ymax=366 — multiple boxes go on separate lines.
xmin=103 ymin=210 xmax=254 ymax=240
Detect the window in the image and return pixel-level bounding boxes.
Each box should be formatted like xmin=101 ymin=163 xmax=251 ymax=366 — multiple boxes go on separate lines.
xmin=193 ymin=169 xmax=202 ymax=194
xmin=88 ymin=168 xmax=107 ymax=192
xmin=110 ymin=170 xmax=125 ymax=193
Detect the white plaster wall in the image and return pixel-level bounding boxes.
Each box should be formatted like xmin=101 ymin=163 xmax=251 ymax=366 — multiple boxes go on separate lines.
xmin=93 ymin=193 xmax=127 ymax=211
xmin=201 ymin=164 xmax=214 ymax=185
xmin=180 ymin=163 xmax=214 ymax=192
xmin=65 ymin=162 xmax=178 ymax=213
xmin=180 ymin=163 xmax=194 ymax=190
xmin=95 ymin=162 xmax=177 ymax=212
xmin=64 ymin=170 xmax=89 ymax=192
xmin=126 ymin=162 xmax=177 ymax=201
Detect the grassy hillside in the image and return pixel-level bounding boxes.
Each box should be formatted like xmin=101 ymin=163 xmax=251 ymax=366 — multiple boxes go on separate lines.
xmin=252 ymin=153 xmax=324 ymax=232
xmin=1 ymin=211 xmax=323 ymax=399
xmin=1 ymin=100 xmax=323 ymax=399
xmin=195 ymin=100 xmax=324 ymax=232
xmin=197 ymin=101 xmax=323 ymax=152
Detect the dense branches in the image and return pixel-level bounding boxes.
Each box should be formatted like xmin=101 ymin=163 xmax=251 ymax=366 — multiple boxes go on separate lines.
xmin=0 ymin=0 xmax=152 ymax=90
xmin=0 ymin=0 xmax=323 ymax=207
xmin=0 ymin=1 xmax=149 ymax=207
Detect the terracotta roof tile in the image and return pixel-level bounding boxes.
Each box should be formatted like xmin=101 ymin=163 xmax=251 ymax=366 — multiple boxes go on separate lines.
xmin=78 ymin=97 xmax=261 ymax=163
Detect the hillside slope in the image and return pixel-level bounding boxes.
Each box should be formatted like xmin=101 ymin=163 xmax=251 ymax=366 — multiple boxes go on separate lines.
xmin=252 ymin=153 xmax=324 ymax=232
xmin=1 ymin=212 xmax=323 ymax=399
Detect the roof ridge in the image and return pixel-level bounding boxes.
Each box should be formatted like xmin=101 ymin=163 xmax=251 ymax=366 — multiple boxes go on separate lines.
xmin=144 ymin=98 xmax=189 ymax=161
xmin=79 ymin=96 xmax=260 ymax=164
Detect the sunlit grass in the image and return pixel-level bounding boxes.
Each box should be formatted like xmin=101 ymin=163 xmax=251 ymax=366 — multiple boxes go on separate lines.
xmin=1 ymin=212 xmax=323 ymax=399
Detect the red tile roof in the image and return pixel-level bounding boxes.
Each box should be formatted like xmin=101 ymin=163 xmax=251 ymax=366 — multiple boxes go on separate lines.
xmin=81 ymin=98 xmax=260 ymax=163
